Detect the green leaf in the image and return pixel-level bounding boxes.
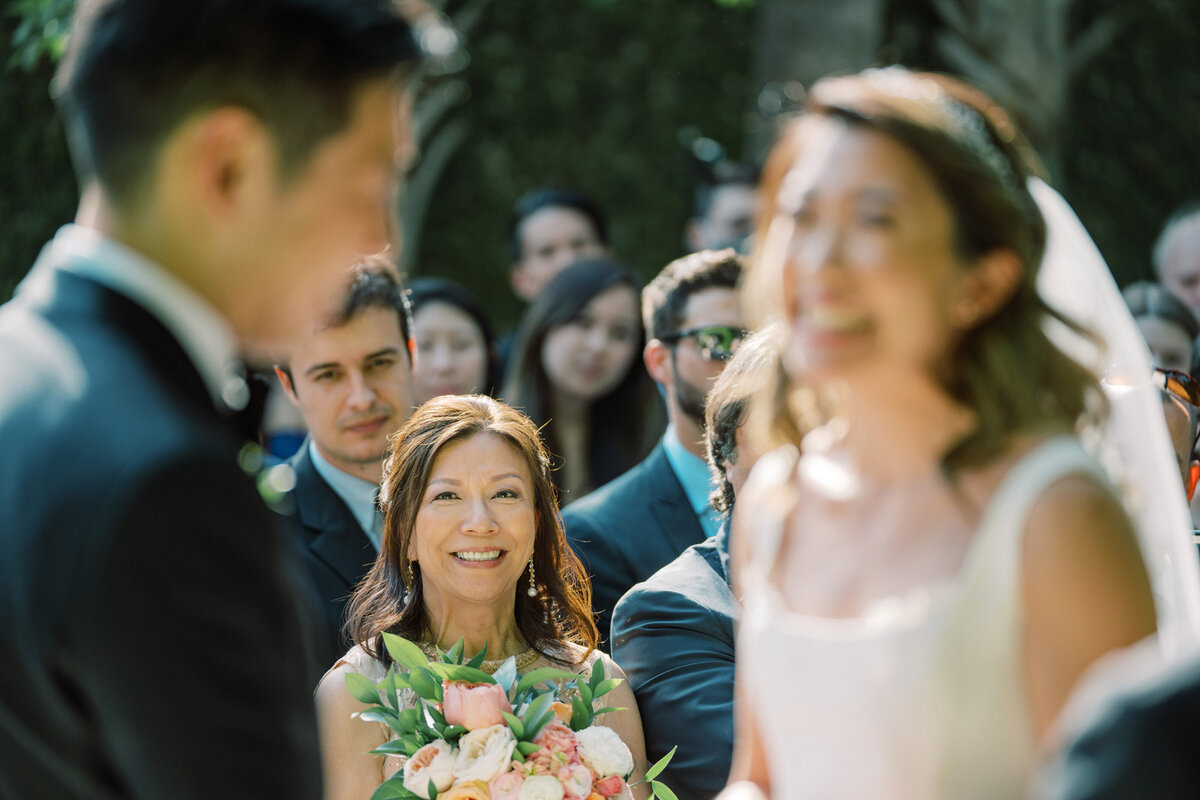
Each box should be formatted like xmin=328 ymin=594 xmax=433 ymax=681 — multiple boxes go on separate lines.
xmin=370 ymin=740 xmax=414 ymax=756
xmin=441 ymin=724 xmax=467 ymax=741
xmin=592 ymin=678 xmax=623 ymax=699
xmin=425 ymin=662 xmax=495 ymax=684
xmin=588 ymin=658 xmax=605 ymax=696
xmin=427 ymin=706 xmax=447 ymax=728
xmin=465 ymin=643 xmax=488 ymax=669
xmin=591 ymin=706 xmax=626 ymax=717
xmin=345 ymin=671 xmax=383 ymax=705
xmin=383 ymin=632 xmax=430 ymax=672
xmin=380 ymin=669 xmax=401 ymax=711
xmin=569 ymin=695 xmax=591 ymax=731
xmin=514 ymin=667 xmax=578 ymax=697
xmin=492 ymin=657 xmax=519 ymax=692
xmin=517 ymin=741 xmax=542 ymax=756
xmin=577 ymin=681 xmax=594 ymax=709
xmin=501 ymin=711 xmax=525 ymax=739
xmin=446 ymin=639 xmax=464 ymax=664
xmin=371 ymin=774 xmax=420 ymax=800
xmin=359 ymin=708 xmax=406 ymax=736
xmin=644 ymin=746 xmax=677 ymax=781
xmin=651 ymin=781 xmax=679 ymax=800
xmin=407 ymin=667 xmax=443 ymax=702
xmin=429 ymin=779 xmax=439 ymax=800
xmin=398 ymin=707 xmax=421 ymax=733
xmin=520 ymin=691 xmax=555 ymax=731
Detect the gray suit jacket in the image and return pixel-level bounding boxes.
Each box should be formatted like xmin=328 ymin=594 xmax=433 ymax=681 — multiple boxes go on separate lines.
xmin=611 ymin=524 xmax=736 ymax=800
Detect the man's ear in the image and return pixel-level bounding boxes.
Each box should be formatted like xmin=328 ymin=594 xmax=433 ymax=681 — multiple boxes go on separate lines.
xmin=953 ymin=248 xmax=1023 ymax=330
xmin=644 ymin=338 xmax=673 ymax=386
xmin=274 ymin=366 xmax=299 ymax=404
xmin=183 ymin=106 xmax=275 ymax=222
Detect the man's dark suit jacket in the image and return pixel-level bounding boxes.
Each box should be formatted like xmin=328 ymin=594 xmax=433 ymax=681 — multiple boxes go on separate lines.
xmin=611 ymin=525 xmax=736 ymax=800
xmin=1038 ymin=653 xmax=1200 ymax=799
xmin=0 ymin=255 xmax=321 ymax=797
xmin=289 ymin=443 xmax=377 ymax=671
xmin=562 ymin=441 xmax=705 ymax=648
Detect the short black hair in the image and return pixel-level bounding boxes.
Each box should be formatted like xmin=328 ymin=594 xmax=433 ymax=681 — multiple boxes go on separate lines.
xmin=693 ymin=161 xmax=760 ymax=219
xmin=642 ymin=248 xmax=743 ymax=341
xmin=508 ymin=187 xmax=609 ymax=262
xmin=53 ymin=0 xmax=420 ymax=209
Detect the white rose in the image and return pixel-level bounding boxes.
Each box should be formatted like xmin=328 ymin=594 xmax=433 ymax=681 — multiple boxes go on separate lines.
xmin=574 ymin=726 xmax=634 ymax=778
xmin=453 ymin=724 xmax=517 ymax=783
xmin=519 ymin=774 xmax=566 ymax=800
xmin=404 ymin=739 xmax=457 ymax=799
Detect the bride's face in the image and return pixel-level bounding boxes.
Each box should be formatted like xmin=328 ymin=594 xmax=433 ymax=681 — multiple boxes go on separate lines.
xmin=763 ymin=120 xmax=973 ymax=385
xmin=408 ymin=433 xmax=537 ymax=617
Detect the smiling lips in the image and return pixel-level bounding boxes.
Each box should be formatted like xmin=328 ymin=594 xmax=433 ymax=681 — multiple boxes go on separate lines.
xmin=454 ymin=549 xmax=504 ymax=563
xmin=343 ymin=413 xmax=391 ymax=435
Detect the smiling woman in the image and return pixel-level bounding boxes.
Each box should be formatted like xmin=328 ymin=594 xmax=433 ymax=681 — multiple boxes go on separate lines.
xmin=315 ymin=395 xmax=648 ymax=800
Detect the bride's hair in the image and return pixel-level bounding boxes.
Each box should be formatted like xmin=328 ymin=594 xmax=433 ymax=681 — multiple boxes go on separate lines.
xmin=749 ymin=67 xmax=1104 ymax=477
xmin=346 ymin=394 xmax=597 ymax=664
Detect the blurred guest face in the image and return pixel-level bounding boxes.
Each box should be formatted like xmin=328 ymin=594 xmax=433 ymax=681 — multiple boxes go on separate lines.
xmin=408 ymin=433 xmax=537 ymax=614
xmin=767 ymin=121 xmax=969 ymax=383
xmin=1160 ymin=218 xmax=1200 ymax=314
xmin=279 ymin=306 xmax=412 ymax=480
xmin=690 ymin=184 xmax=760 ymax=253
xmin=1136 ymin=316 xmax=1193 ymax=373
xmin=412 ymin=301 xmax=489 ymax=404
xmin=541 ymin=284 xmax=640 ymax=403
xmin=725 ymin=423 xmax=763 ymax=500
xmin=670 ymin=288 xmax=746 ymax=423
xmin=512 ymin=208 xmax=608 ymax=301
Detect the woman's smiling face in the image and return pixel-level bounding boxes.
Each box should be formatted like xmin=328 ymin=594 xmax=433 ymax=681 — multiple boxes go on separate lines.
xmin=408 ymin=432 xmax=537 ymax=615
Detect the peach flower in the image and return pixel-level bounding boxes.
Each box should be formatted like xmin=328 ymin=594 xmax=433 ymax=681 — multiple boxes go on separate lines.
xmin=441 ymin=780 xmax=492 ymax=800
xmin=444 ymin=681 xmax=513 ymax=731
xmin=489 ymin=769 xmax=525 ymax=800
xmin=593 ymin=776 xmax=627 ymax=799
xmin=403 ymin=740 xmax=456 ymax=799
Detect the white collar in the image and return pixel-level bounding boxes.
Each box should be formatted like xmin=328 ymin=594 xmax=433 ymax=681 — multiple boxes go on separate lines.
xmin=43 ymin=224 xmax=243 ymax=409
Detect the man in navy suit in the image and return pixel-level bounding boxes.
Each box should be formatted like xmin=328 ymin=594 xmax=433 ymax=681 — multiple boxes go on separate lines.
xmin=276 ymin=259 xmax=414 ymax=669
xmin=611 ymin=326 xmax=780 ymax=800
xmin=0 ymin=1 xmax=419 ymax=796
xmin=563 ymin=249 xmax=745 ymax=645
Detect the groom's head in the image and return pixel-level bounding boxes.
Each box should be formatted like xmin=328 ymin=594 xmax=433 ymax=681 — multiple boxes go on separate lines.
xmin=53 ymin=0 xmax=422 ymax=356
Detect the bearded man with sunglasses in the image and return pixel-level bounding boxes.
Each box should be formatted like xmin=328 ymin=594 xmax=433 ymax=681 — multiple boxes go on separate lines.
xmin=563 ymin=249 xmax=746 ymax=647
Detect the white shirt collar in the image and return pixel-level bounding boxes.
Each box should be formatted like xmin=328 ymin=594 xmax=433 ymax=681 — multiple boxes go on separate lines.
xmin=42 ymin=224 xmax=243 ymax=409
xmin=308 ymin=439 xmax=382 ymax=550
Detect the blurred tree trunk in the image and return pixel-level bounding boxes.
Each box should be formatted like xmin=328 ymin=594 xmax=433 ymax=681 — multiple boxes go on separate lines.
xmin=748 ymin=0 xmax=886 ymax=156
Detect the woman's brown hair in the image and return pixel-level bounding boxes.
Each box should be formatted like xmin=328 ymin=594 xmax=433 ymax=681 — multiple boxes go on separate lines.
xmin=749 ymin=67 xmax=1104 ymax=476
xmin=346 ymin=394 xmax=598 ymax=664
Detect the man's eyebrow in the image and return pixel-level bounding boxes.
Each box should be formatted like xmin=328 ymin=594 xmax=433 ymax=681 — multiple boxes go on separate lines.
xmin=363 ymin=347 xmax=400 ymax=362
xmin=303 ymin=361 xmax=341 ymax=377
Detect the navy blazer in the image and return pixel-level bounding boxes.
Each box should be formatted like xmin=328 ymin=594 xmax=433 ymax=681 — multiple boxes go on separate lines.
xmin=611 ymin=525 xmax=736 ymax=800
xmin=562 ymin=441 xmax=706 ymax=649
xmin=0 ymin=257 xmax=321 ymax=797
xmin=1038 ymin=653 xmax=1200 ymax=799
xmin=288 ymin=442 xmax=378 ymax=670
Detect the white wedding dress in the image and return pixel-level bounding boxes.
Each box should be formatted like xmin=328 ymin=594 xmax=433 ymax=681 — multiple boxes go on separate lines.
xmin=739 ymin=436 xmax=1107 ymax=800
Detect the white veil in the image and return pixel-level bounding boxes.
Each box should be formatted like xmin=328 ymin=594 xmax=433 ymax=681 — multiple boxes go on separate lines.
xmin=1032 ymin=177 xmax=1200 ymax=657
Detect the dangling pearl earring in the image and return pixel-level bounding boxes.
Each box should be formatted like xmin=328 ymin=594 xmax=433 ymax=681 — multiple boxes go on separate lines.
xmin=526 ymin=559 xmax=538 ymax=597
xmin=404 ymin=561 xmax=416 ymax=605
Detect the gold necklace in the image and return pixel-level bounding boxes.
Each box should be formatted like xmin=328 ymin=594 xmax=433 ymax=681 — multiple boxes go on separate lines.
xmin=417 ymin=640 xmax=539 ymax=674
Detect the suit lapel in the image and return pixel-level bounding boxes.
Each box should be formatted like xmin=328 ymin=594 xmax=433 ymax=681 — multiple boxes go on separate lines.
xmin=644 ymin=445 xmax=706 ymax=559
xmin=291 ymin=445 xmax=376 ymax=588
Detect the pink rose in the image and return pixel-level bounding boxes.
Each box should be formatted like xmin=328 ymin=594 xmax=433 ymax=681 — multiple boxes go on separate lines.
xmin=533 ymin=722 xmax=579 ymax=764
xmin=593 ymin=776 xmax=626 ymax=798
xmin=558 ymin=764 xmax=593 ymax=798
xmin=443 ymin=680 xmax=513 ymax=731
xmin=490 ymin=768 xmax=525 ymax=800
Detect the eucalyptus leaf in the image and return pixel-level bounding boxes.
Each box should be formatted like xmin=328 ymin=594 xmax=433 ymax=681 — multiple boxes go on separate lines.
xmin=522 ymin=710 xmax=554 ymax=742
xmin=345 ymin=671 xmax=383 ymax=705
xmin=514 ymin=667 xmax=578 ymax=697
xmin=644 ymin=746 xmax=677 ymax=781
xmin=492 ymin=657 xmax=519 ymax=693
xmin=501 ymin=711 xmax=525 ymax=739
xmin=382 ymin=632 xmax=430 ymax=671
xmin=520 ymin=691 xmax=555 ymax=730
xmin=651 ymin=780 xmax=679 ymax=800
xmin=592 ymin=678 xmax=623 ymax=699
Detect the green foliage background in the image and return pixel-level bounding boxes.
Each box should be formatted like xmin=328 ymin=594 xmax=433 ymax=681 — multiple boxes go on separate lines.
xmin=3 ymin=0 xmax=1199 ymax=324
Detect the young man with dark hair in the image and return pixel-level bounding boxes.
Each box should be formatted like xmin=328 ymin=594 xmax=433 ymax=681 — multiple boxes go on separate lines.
xmin=276 ymin=258 xmax=415 ymax=668
xmin=0 ymin=0 xmax=419 ymax=795
xmin=563 ymin=249 xmax=746 ymax=645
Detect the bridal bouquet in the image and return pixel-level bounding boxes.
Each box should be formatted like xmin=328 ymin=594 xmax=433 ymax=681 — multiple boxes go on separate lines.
xmin=345 ymin=633 xmax=675 ymax=800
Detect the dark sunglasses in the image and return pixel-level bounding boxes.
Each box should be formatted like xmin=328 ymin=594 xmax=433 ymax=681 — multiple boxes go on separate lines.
xmin=1155 ymin=367 xmax=1200 ymax=451
xmin=659 ymin=325 xmax=749 ymax=361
